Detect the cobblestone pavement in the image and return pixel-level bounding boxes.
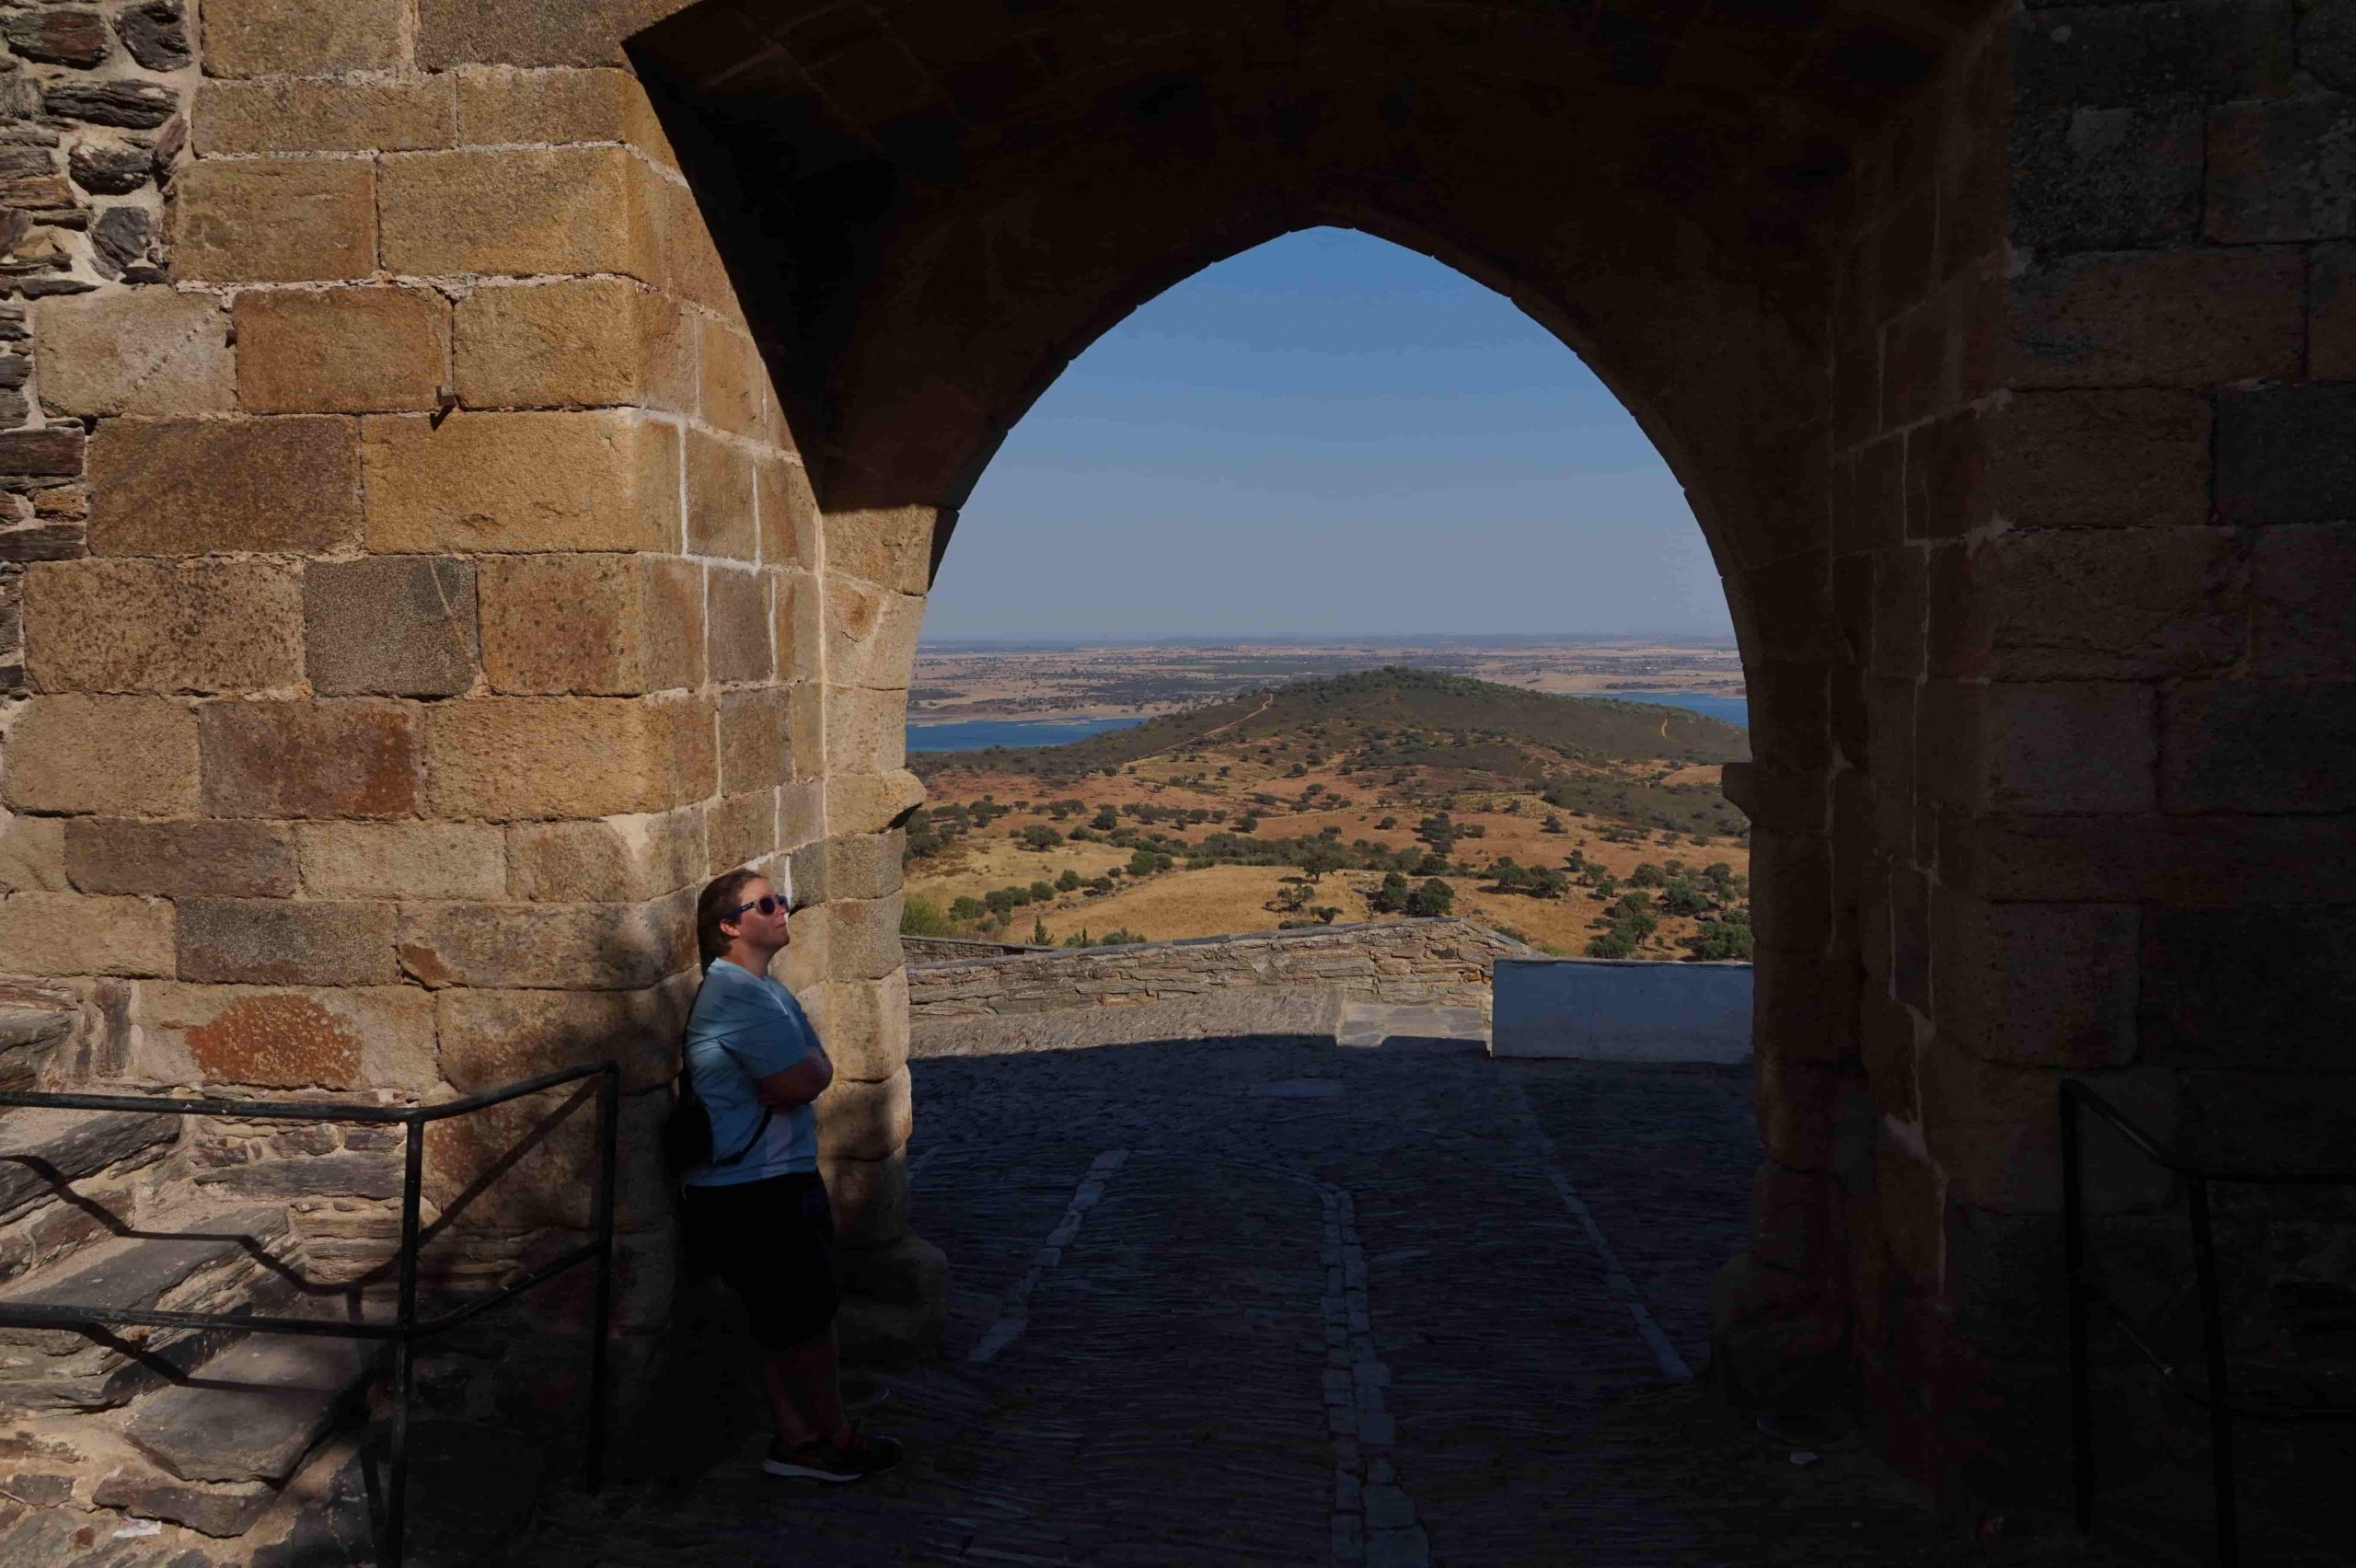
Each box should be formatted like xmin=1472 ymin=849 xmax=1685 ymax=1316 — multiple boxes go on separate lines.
xmin=518 ymin=1019 xmax=2128 ymax=1567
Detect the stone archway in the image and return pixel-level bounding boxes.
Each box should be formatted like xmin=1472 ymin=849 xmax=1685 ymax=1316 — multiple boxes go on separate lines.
xmin=1 ymin=0 xmax=2344 ymax=1528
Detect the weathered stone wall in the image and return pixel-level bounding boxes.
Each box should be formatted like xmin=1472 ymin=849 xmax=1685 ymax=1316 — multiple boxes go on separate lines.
xmin=907 ymin=919 xmax=1530 ymax=1022
xmin=0 ymin=0 xmax=938 ymax=1366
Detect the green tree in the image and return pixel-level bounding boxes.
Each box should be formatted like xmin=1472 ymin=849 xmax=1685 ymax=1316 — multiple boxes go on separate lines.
xmin=899 ymin=894 xmax=952 ymax=936
xmin=1091 ymin=806 xmax=1119 ymax=831
xmin=1031 ymin=917 xmax=1050 ymax=945
xmin=1405 ymin=878 xmax=1454 ymax=917
xmin=1371 ymin=870 xmax=1410 ymax=914
xmin=1056 ymin=869 xmax=1082 ymax=892
xmin=949 ymin=895 xmax=987 ymax=923
xmin=1029 ymin=880 xmax=1055 ymax=902
xmin=1298 ymin=842 xmax=1346 ymax=882
xmin=1127 ymin=847 xmax=1160 ymax=878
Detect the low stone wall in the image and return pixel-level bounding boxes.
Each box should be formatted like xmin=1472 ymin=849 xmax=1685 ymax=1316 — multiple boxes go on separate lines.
xmin=906 ymin=919 xmax=1532 ymax=1020
xmin=899 ymin=935 xmax=1053 ymax=963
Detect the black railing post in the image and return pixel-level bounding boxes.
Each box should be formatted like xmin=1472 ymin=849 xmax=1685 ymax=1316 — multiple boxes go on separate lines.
xmin=2186 ymin=1175 xmax=2237 ymax=1568
xmin=2062 ymin=1084 xmax=2094 ymax=1534
xmin=586 ymin=1062 xmax=619 ymax=1494
xmin=387 ymin=1115 xmax=426 ymax=1568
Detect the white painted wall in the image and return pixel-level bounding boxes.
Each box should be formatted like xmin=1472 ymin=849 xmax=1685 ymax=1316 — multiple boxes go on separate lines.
xmin=1489 ymin=958 xmax=1751 ymax=1062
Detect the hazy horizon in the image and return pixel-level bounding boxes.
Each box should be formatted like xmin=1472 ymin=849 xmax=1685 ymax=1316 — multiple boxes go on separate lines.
xmin=923 ymin=226 xmax=1735 ymax=644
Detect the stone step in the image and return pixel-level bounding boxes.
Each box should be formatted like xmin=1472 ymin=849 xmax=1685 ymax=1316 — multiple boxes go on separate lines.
xmin=0 ymin=979 xmax=76 ymax=1093
xmin=124 ymin=1331 xmax=382 ymax=1488
xmin=0 ymin=1107 xmax=178 ymax=1225
xmin=0 ymin=1207 xmax=294 ymax=1410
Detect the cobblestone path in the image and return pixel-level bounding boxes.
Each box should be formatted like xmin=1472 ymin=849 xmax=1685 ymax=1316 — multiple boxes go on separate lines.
xmin=518 ymin=1026 xmax=2122 ymax=1567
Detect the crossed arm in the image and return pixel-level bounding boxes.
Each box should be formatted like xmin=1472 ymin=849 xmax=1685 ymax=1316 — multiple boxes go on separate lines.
xmin=754 ymin=1043 xmax=833 ymax=1111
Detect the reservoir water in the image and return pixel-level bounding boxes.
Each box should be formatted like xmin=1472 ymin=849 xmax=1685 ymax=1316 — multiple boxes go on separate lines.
xmin=907 ymin=717 xmax=1148 ymax=752
xmin=1604 ymin=690 xmax=1750 ymax=728
xmin=907 ymin=692 xmax=1748 ymax=752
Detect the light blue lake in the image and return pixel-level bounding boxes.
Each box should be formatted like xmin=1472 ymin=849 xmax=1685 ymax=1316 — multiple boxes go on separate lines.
xmin=1605 ymin=691 xmax=1750 ymax=728
xmin=907 ymin=717 xmax=1148 ymax=752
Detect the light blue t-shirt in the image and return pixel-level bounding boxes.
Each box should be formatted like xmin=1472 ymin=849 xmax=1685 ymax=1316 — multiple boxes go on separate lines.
xmin=679 ymin=959 xmax=820 ymax=1188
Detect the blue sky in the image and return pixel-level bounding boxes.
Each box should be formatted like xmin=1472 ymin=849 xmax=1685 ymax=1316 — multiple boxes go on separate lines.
xmin=924 ymin=227 xmax=1734 ymax=643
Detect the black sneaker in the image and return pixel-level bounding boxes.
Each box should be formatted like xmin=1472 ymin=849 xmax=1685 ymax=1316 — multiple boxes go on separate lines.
xmin=762 ymin=1426 xmax=904 ymax=1482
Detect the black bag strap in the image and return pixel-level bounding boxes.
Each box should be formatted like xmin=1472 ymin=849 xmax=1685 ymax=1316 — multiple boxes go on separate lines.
xmin=676 ymin=1047 xmax=775 ymax=1167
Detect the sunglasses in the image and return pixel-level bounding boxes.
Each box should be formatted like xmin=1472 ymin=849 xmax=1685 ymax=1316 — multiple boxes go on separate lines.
xmin=724 ymin=894 xmax=791 ymax=919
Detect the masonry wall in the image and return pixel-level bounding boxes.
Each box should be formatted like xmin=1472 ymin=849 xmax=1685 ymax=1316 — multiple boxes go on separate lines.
xmin=0 ymin=1 xmax=939 ymax=1363
xmin=907 ymin=919 xmax=1531 ymax=1023
xmin=1768 ymin=2 xmax=2356 ymax=1505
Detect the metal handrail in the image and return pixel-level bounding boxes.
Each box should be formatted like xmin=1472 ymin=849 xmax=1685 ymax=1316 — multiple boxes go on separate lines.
xmin=0 ymin=1060 xmax=622 ymax=1568
xmin=2062 ymin=1079 xmax=2356 ymax=1568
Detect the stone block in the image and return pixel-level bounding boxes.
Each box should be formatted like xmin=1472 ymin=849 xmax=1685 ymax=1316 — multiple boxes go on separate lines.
xmin=2205 ymin=98 xmax=2356 ymax=244
xmin=821 ymin=1151 xmax=908 ymax=1247
xmin=193 ymin=77 xmax=456 ymax=156
xmin=378 ymin=146 xmax=651 ymax=281
xmin=0 ymin=813 xmax=69 ymax=893
xmin=2215 ymin=384 xmax=2356 ymax=526
xmin=703 ymin=790 xmax=776 ymax=874
xmin=685 ymin=427 xmax=756 ymax=560
xmin=1932 ymin=890 xmax=2137 ymax=1070
xmin=2161 ymin=681 xmax=2356 ymax=813
xmin=2249 ymin=523 xmax=2356 ymax=677
xmin=363 ymin=410 xmax=676 ymax=554
xmin=1981 ymin=682 xmax=2156 ymax=814
xmin=779 ymin=778 xmax=822 ymax=848
xmin=1985 ymin=390 xmax=2209 ymax=529
xmin=0 ymin=893 xmax=170 ymax=976
xmin=88 ymin=417 xmax=361 ymax=556
xmin=826 ymin=580 xmax=923 ymax=691
xmin=435 ymin=974 xmax=691 ymax=1095
xmin=200 ymin=699 xmax=422 ymax=820
xmin=416 ymin=1 xmax=642 ymax=69
xmin=706 ymin=567 xmax=772 ymax=685
xmin=697 ymin=318 xmax=766 ymax=441
xmin=424 ymin=693 xmax=712 ymax=820
xmin=826 ymin=686 xmax=907 ymax=774
xmin=803 ymin=971 xmax=909 ymax=1081
xmin=2316 ymin=242 xmax=2356 ymax=381
xmin=30 ymin=292 xmax=233 ymax=418
xmin=3 ymin=694 xmax=198 ymax=814
xmin=396 ymin=894 xmax=691 ymax=991
xmin=756 ymin=456 xmax=818 ymax=568
xmin=305 ymin=557 xmax=479 ymax=698
xmin=1917 ymin=1049 xmax=2176 ymax=1213
xmin=453 ymin=65 xmax=673 ymax=164
xmin=201 ymin=0 xmax=403 ymax=75
xmin=168 ymin=158 xmax=376 ymax=283
xmin=24 ymin=558 xmax=302 ymax=695
xmin=236 ymin=288 xmax=450 ymax=415
xmin=2009 ymin=105 xmax=2202 ymax=254
xmin=1944 ymin=813 xmax=2356 ymax=904
xmin=775 ymin=569 xmax=821 ymax=682
xmin=717 ymin=687 xmax=792 ymax=794
xmin=506 ymin=810 xmax=704 ymax=902
xmin=2141 ymin=908 xmax=2356 ymax=1072
xmin=2012 ymin=0 xmax=2295 ymax=110
xmin=135 ymin=982 xmax=434 ymax=1090
xmin=65 ymin=818 xmax=296 ymax=898
xmin=479 ymin=553 xmax=700 ymax=694
xmin=826 ymin=507 xmax=937 ymax=593
xmin=1981 ymin=529 xmax=2243 ymax=681
xmin=1747 ymin=829 xmax=1831 ymax=952
xmin=177 ymin=898 xmax=396 ymax=986
xmin=297 ymin=822 xmax=503 ymax=900
xmin=791 ymin=833 xmax=903 ymax=907
xmin=421 ymin=1091 xmax=598 ymax=1228
xmin=453 ymin=278 xmax=669 ymax=410
xmin=800 ymin=894 xmax=903 ymax=983
xmin=2005 ymin=248 xmax=2304 ymax=390
xmin=815 ymin=1069 xmax=910 ymax=1161
xmin=826 ymin=769 xmax=923 ymax=836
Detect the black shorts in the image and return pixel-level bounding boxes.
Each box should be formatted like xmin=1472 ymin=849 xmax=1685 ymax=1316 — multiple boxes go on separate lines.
xmin=679 ymin=1170 xmax=837 ymax=1350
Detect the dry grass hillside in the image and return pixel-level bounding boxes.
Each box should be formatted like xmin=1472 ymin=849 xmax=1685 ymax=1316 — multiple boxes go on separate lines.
xmin=903 ymin=669 xmax=1755 ymax=961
